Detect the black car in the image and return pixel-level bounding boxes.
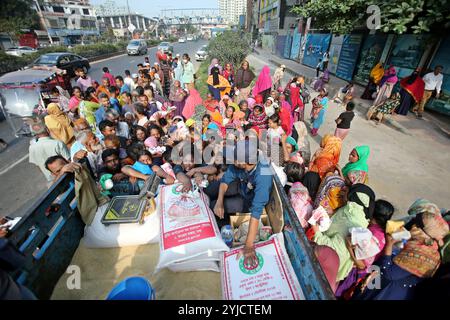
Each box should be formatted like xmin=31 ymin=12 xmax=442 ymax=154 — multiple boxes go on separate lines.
xmin=30 ymin=52 xmax=90 ymax=77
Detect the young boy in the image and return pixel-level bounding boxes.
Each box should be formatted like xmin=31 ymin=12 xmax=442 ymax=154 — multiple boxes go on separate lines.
xmin=334 ymin=101 xmax=355 ymax=140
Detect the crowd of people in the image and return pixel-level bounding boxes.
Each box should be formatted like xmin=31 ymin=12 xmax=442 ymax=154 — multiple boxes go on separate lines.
xmin=1 ymin=45 xmax=448 ymax=300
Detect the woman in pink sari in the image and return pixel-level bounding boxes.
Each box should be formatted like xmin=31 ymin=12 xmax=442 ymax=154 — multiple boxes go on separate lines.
xmin=278 ymin=93 xmax=293 ymax=136
xmin=252 ymin=66 xmax=273 ymax=102
xmin=182 ymin=88 xmax=203 ymax=120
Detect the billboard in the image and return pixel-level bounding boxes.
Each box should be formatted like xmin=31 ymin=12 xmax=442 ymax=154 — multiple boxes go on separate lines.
xmin=302 ymin=33 xmax=332 ymax=68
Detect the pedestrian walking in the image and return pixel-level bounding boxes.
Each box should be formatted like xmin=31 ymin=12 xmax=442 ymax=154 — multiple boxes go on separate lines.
xmin=413 ymin=65 xmax=443 ymax=119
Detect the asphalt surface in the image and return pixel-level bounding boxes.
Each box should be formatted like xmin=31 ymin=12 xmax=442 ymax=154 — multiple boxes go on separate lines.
xmin=0 ymin=39 xmax=208 ymax=218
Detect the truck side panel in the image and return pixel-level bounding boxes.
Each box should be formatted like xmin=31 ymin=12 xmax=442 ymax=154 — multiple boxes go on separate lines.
xmin=8 ymin=174 xmax=85 ymax=299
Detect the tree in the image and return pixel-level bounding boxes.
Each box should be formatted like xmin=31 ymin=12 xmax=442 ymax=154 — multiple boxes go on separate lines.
xmin=0 ymin=0 xmax=39 ymax=41
xmin=207 ymin=30 xmax=252 ymax=67
xmin=292 ymin=0 xmax=450 ymax=35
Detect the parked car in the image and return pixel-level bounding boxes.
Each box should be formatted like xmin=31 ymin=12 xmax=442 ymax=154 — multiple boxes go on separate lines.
xmin=4 ymin=46 xmax=38 ymax=57
xmin=127 ymin=39 xmax=148 ymax=56
xmin=186 ymin=35 xmax=194 ymax=41
xmin=178 ymin=37 xmax=186 ymax=43
xmin=157 ymin=42 xmax=174 ymax=54
xmin=195 ymin=45 xmax=208 ymax=61
xmin=30 ymin=52 xmax=90 ymax=77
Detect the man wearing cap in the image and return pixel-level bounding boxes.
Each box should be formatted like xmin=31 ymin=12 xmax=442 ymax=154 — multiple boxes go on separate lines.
xmin=213 ymin=140 xmax=273 ymax=268
xmin=273 ymin=64 xmax=286 ymax=90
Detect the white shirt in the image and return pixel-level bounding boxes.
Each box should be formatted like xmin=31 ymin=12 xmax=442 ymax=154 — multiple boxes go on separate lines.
xmin=423 ymin=72 xmax=443 ymax=94
xmin=124 ymin=77 xmax=135 ymax=91
xmin=29 ymin=137 xmax=70 ymax=181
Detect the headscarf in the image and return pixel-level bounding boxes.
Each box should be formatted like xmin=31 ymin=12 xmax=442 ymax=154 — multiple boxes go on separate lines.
xmin=44 ymin=103 xmax=74 ymax=146
xmin=342 ymin=145 xmax=370 ymax=178
xmin=182 ymin=88 xmax=203 ymax=120
xmin=211 ymin=66 xmax=220 ymax=86
xmin=347 ymin=183 xmax=376 ymax=220
xmin=208 ymin=58 xmax=223 ymax=76
xmin=301 ymin=171 xmax=321 ymax=200
xmin=169 ymin=81 xmax=186 ymax=102
xmin=279 ymin=100 xmax=293 ymax=136
xmin=370 ymin=62 xmax=384 ymax=85
xmin=247 ymin=97 xmax=256 ymax=109
xmin=314 ymin=174 xmax=347 ymax=215
xmin=254 ymin=94 xmax=264 ymax=105
xmin=286 ymin=136 xmax=299 ymax=153
xmin=223 ymin=64 xmax=234 ymax=80
xmin=379 ymin=65 xmax=398 ymax=87
xmin=253 ymin=66 xmax=273 ymax=96
xmin=309 ymin=134 xmax=342 ymax=179
xmin=69 ymin=96 xmax=81 ymax=111
xmin=203 ymin=97 xmax=219 ymax=113
xmin=314 ymin=245 xmax=340 ymax=293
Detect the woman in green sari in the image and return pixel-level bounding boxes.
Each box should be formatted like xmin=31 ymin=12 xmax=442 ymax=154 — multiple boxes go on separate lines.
xmin=337 ymin=145 xmax=370 ymax=186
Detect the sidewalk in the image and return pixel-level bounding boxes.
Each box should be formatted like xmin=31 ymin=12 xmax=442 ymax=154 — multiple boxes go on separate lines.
xmin=254 ymin=48 xmax=450 ymax=138
xmin=248 ymin=48 xmax=450 ymax=218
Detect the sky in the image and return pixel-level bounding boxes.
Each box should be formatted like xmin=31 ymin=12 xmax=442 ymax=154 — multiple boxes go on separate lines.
xmin=90 ymin=0 xmax=218 ymax=18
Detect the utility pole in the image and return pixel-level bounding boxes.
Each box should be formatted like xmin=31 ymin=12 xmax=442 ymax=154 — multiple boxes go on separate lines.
xmin=34 ymin=0 xmax=54 ymax=45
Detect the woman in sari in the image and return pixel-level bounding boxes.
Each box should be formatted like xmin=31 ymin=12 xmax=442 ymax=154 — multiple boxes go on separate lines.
xmin=169 ymin=80 xmax=187 ymax=118
xmin=309 ymin=134 xmax=342 ymax=179
xmin=289 ymin=80 xmax=304 ymax=122
xmin=361 ymin=62 xmax=384 ymax=100
xmin=336 ymin=199 xmax=394 ymax=299
xmin=182 ymin=88 xmax=203 ymax=120
xmin=207 ymin=66 xmax=231 ymax=101
xmin=353 ymin=199 xmax=448 ymax=300
xmin=218 ymin=95 xmax=239 ymax=116
xmin=222 ymin=63 xmax=235 ymax=98
xmin=366 ymin=92 xmax=401 ymax=124
xmin=44 ymin=103 xmax=75 ymax=147
xmin=281 ymin=135 xmax=304 ymax=165
xmin=314 ymin=173 xmax=348 ymax=216
xmin=338 ymin=146 xmax=370 ymax=185
xmin=313 ymin=184 xmax=376 ymax=283
xmin=372 ymin=65 xmax=398 ymax=107
xmin=235 ymin=60 xmax=255 ymax=103
xmin=396 ymin=70 xmax=425 ymax=116
xmin=278 ymin=93 xmax=293 ymax=136
xmin=313 ymin=69 xmax=330 ymax=92
xmin=203 ymin=93 xmax=219 ymax=114
xmin=311 ymin=88 xmax=329 ymax=136
xmin=252 ymin=65 xmax=273 ymax=102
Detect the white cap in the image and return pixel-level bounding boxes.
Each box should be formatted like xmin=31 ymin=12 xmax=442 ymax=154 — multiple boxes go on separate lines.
xmin=132 ymin=73 xmax=138 ymax=78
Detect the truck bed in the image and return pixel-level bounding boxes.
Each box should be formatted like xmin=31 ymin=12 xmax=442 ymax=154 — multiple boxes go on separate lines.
xmin=51 ymin=242 xmax=222 ymax=300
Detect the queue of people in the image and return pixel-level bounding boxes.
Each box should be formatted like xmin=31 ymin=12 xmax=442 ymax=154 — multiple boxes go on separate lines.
xmin=1 ymin=47 xmax=447 ymax=301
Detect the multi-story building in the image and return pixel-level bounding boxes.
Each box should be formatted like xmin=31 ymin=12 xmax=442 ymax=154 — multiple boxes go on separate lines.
xmin=218 ymin=0 xmax=246 ymax=25
xmin=35 ymin=0 xmax=100 ymax=45
xmin=258 ymin=0 xmax=300 ymax=52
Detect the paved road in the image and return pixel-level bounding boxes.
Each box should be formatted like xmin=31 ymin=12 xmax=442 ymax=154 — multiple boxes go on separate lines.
xmin=0 ymin=39 xmax=207 ymax=218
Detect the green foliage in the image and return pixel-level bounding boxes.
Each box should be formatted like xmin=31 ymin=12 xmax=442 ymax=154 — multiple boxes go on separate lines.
xmin=207 ymin=30 xmax=252 ymax=68
xmin=195 ymin=60 xmax=210 ymax=99
xmin=292 ymin=0 xmax=450 ymax=34
xmin=0 ymin=0 xmax=39 ymax=38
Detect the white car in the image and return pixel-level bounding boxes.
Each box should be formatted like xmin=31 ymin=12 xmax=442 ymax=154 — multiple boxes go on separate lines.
xmin=195 ymin=45 xmax=208 ymax=61
xmin=186 ymin=36 xmax=194 ymax=41
xmin=5 ymin=46 xmax=37 ymax=57
xmin=178 ymin=37 xmax=186 ymax=43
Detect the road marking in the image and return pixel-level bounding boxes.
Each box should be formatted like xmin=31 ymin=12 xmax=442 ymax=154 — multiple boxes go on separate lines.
xmin=90 ymin=53 xmax=128 ymax=65
xmin=0 ymin=154 xmax=29 ymax=175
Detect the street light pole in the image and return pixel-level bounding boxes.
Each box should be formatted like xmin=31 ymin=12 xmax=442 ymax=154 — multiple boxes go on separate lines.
xmin=33 ymin=0 xmax=54 ymax=45
xmin=126 ymin=0 xmax=131 ymax=39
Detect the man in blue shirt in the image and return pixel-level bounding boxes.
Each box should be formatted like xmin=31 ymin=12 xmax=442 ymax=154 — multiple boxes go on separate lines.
xmin=115 ymin=75 xmax=131 ymax=94
xmin=95 ymin=93 xmax=121 ymax=125
xmin=213 ymin=140 xmax=273 ymax=268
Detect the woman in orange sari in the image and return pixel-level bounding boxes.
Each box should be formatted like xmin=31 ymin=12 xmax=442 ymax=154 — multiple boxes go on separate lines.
xmin=309 ymin=134 xmax=342 ymax=179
